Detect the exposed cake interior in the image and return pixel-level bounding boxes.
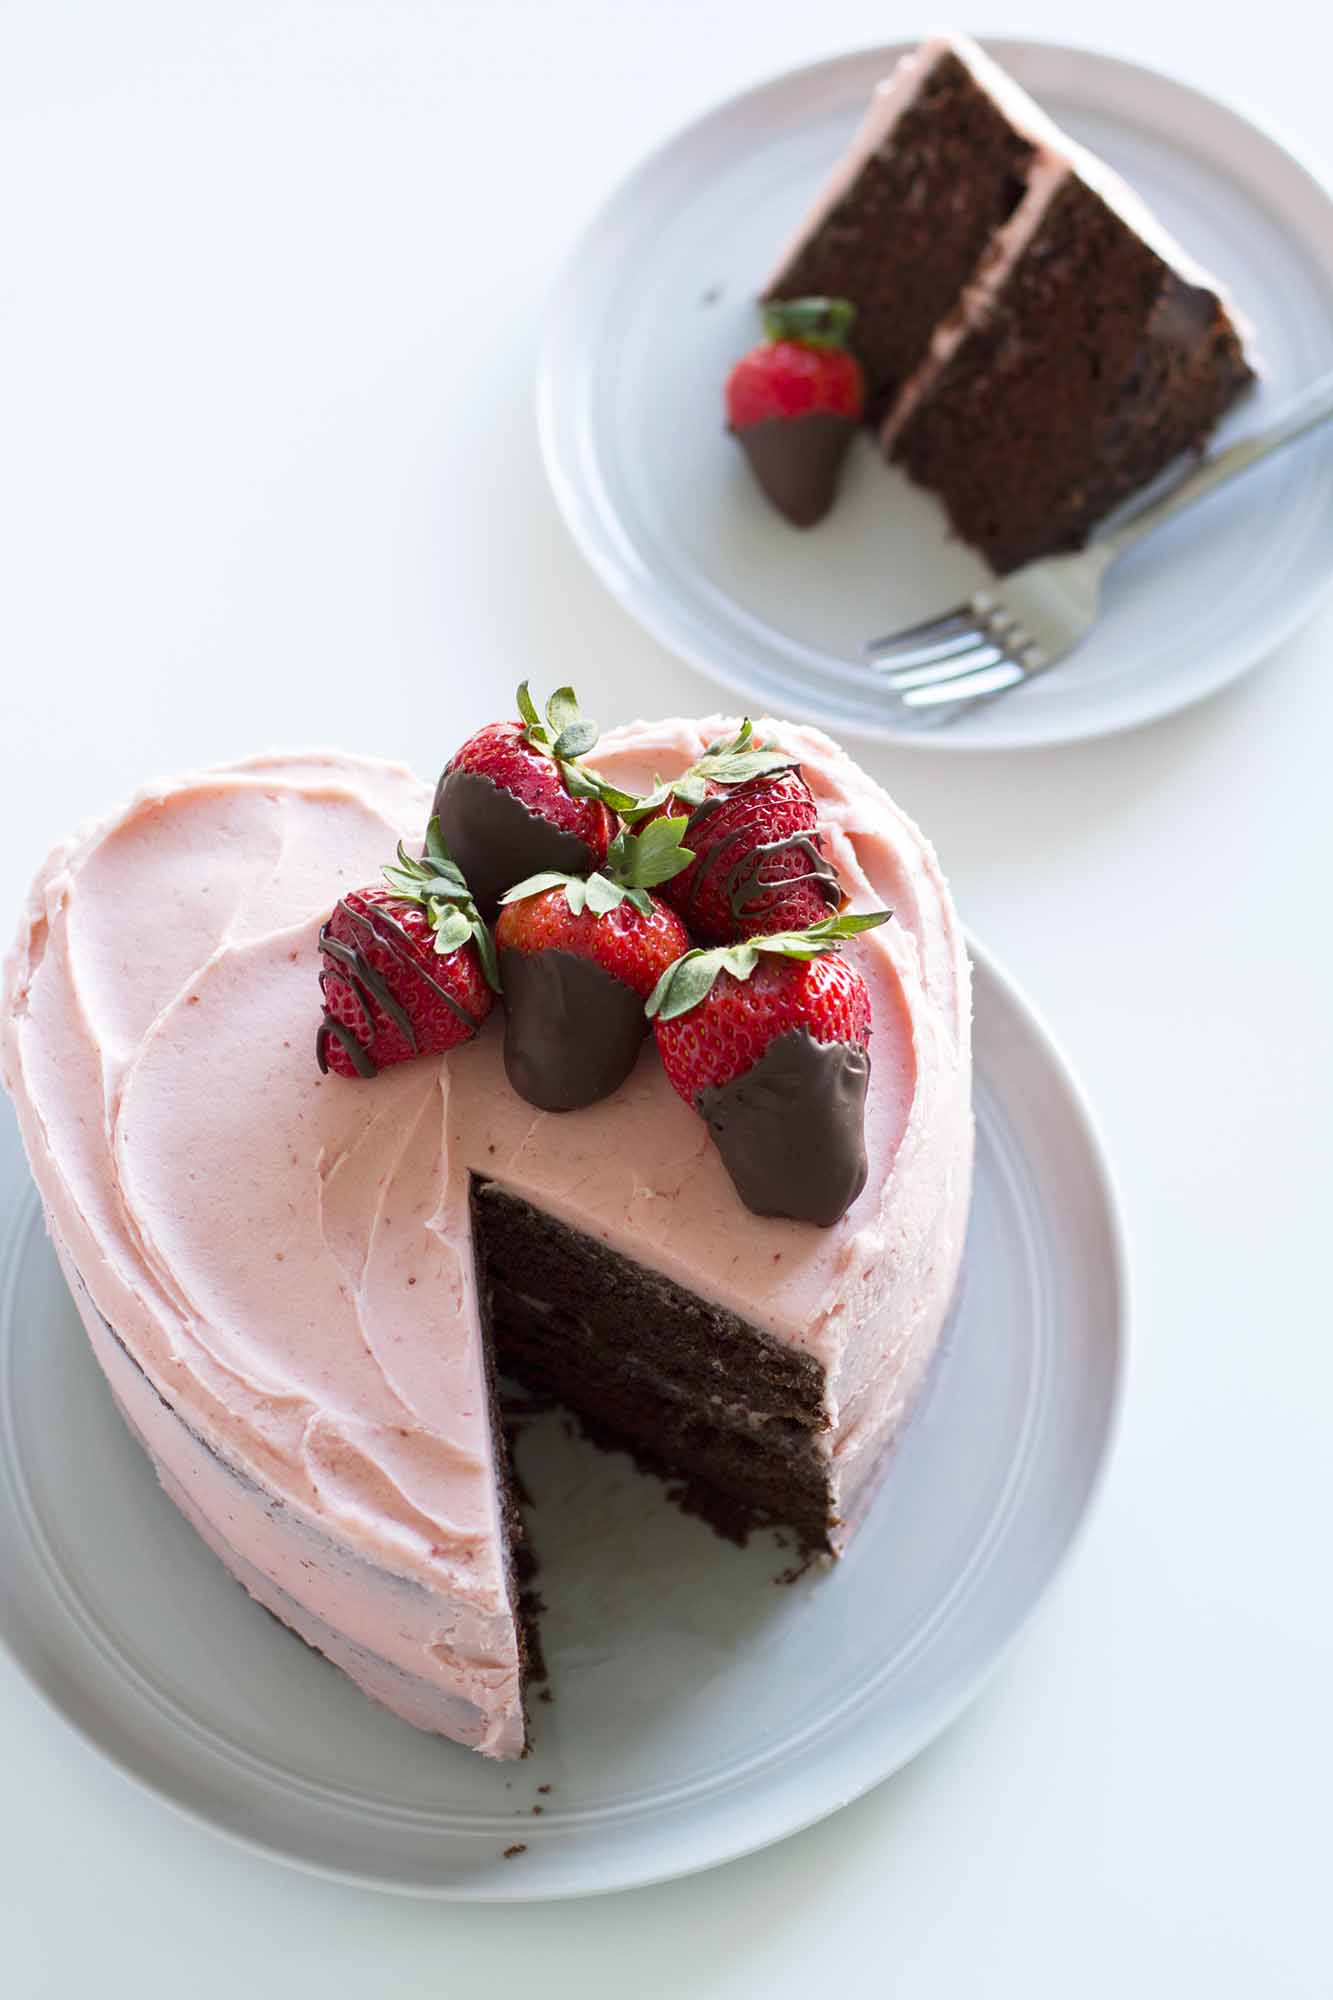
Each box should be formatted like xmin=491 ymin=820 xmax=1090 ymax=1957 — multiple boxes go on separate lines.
xmin=475 ymin=1181 xmax=836 ymax=1552
xmin=888 ymin=176 xmax=1253 ymax=573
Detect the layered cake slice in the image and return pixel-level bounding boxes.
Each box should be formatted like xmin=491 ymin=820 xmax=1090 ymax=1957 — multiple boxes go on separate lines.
xmin=762 ymin=32 xmax=1255 ymax=570
xmin=2 ymin=712 xmax=972 ymax=1759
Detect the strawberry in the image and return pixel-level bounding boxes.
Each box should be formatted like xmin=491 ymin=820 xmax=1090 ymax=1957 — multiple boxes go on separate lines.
xmin=725 ymin=297 xmax=865 ymax=527
xmin=316 ymin=820 xmax=499 ymax=1079
xmin=432 ymin=683 xmax=626 ymax=921
xmin=494 ymin=817 xmax=695 ymax=1111
xmin=646 ymin=911 xmax=890 ymax=1225
xmin=630 ymin=722 xmax=844 ymax=943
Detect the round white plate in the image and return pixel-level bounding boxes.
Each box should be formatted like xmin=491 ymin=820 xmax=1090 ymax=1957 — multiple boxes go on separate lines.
xmin=0 ymin=943 xmax=1123 ymax=1900
xmin=539 ymin=40 xmax=1333 ymax=750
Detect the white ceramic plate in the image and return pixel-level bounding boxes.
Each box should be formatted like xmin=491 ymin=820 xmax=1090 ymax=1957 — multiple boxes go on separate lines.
xmin=539 ymin=40 xmax=1333 ymax=750
xmin=0 ymin=943 xmax=1123 ymax=1900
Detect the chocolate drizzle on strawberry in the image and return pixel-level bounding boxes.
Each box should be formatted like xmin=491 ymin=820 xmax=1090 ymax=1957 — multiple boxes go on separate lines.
xmin=681 ymin=788 xmax=841 ymax=929
xmin=316 ymin=898 xmax=481 ymax=1078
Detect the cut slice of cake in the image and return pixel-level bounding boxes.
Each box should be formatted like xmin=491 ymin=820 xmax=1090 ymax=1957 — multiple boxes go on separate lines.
xmin=1 ymin=724 xmax=972 ymax=1759
xmin=764 ymin=33 xmax=1255 ymax=572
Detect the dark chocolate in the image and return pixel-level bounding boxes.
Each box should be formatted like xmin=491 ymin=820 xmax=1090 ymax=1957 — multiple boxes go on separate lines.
xmin=680 ymin=777 xmax=841 ymax=928
xmin=696 ymin=1029 xmax=870 ymax=1226
xmin=473 ymin=1179 xmax=836 ymax=1553
xmin=434 ymin=767 xmax=593 ymax=921
xmin=315 ymin=898 xmax=480 ymax=1077
xmin=499 ymin=948 xmax=647 ymax=1112
xmin=736 ymin=411 xmax=855 ymax=528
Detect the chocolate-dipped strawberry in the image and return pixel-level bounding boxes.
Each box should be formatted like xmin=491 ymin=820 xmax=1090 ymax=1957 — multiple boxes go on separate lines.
xmin=632 ymin=721 xmax=844 ymax=943
xmin=646 ymin=911 xmax=890 ymax=1225
xmin=316 ymin=819 xmax=500 ymax=1078
xmin=431 ymin=683 xmax=622 ymax=921
xmin=495 ymin=818 xmax=694 ymax=1112
xmin=726 ymin=298 xmax=864 ymax=527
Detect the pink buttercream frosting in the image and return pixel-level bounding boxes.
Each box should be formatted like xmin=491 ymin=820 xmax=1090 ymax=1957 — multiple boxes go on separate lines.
xmin=1 ymin=722 xmax=973 ymax=1756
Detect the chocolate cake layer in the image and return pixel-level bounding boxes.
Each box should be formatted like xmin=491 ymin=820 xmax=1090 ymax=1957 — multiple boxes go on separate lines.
xmin=890 ymin=176 xmax=1253 ymax=573
xmin=767 ymin=49 xmax=1034 ymax=423
xmin=471 ymin=1180 xmax=837 ymax=1551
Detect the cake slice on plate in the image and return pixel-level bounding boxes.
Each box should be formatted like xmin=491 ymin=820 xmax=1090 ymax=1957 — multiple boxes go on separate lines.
xmin=2 ymin=706 xmax=972 ymax=1759
xmin=762 ymin=32 xmax=1255 ymax=570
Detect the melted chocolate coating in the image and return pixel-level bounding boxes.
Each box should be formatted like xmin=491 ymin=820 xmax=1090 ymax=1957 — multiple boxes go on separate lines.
xmin=500 ymin=948 xmax=647 ymax=1112
xmin=696 ymin=1029 xmax=870 ymax=1226
xmin=736 ymin=411 xmax=855 ymax=528
xmin=434 ymin=767 xmax=593 ymax=922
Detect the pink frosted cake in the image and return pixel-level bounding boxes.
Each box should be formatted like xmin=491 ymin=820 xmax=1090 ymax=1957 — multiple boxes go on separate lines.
xmin=1 ymin=712 xmax=972 ymax=1759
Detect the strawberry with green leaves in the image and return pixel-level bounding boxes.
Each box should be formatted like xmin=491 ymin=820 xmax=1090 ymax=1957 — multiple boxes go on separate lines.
xmin=726 ymin=297 xmax=865 ymax=526
xmin=629 ymin=721 xmax=844 ymax=944
xmin=646 ymin=910 xmax=890 ymax=1225
xmin=431 ymin=683 xmax=631 ymax=921
xmin=495 ymin=817 xmax=695 ymax=1112
xmin=317 ymin=820 xmax=500 ymax=1079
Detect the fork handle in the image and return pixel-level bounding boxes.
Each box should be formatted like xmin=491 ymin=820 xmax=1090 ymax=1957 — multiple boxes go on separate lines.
xmin=1100 ymin=368 xmax=1333 ymax=560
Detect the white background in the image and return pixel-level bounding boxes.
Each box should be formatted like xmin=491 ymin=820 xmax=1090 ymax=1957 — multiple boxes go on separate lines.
xmin=2 ymin=2 xmax=1330 ymax=1993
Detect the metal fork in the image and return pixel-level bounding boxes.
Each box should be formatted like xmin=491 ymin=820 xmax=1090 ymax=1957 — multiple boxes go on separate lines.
xmin=865 ymin=369 xmax=1333 ymax=723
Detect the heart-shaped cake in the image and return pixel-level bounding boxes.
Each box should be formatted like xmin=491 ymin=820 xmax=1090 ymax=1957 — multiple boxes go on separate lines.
xmin=2 ymin=711 xmax=972 ymax=1758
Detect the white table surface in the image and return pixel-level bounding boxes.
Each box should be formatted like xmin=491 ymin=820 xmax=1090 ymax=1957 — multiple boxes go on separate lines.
xmin=2 ymin=2 xmax=1330 ymax=1992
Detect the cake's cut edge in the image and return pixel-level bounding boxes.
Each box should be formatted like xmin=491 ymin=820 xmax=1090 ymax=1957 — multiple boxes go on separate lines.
xmin=471 ymin=1177 xmax=841 ymax=1555
xmin=884 ymin=168 xmax=1255 ymax=572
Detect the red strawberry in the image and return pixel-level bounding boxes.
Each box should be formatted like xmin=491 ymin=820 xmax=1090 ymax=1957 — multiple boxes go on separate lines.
xmin=633 ymin=722 xmax=844 ymax=943
xmin=431 ymin=683 xmax=620 ymax=920
xmin=316 ymin=822 xmax=499 ymax=1079
xmin=646 ymin=912 xmax=890 ymax=1225
xmin=726 ymin=297 xmax=865 ymax=527
xmin=494 ymin=818 xmax=694 ymax=1112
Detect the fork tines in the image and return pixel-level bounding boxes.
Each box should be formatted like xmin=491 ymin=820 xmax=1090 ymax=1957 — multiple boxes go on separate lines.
xmin=865 ymin=596 xmax=1039 ymax=714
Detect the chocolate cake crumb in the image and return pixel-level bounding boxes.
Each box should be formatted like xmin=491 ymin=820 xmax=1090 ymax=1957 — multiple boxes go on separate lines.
xmin=471 ymin=1180 xmax=836 ymax=1556
xmin=773 ymin=1550 xmax=820 ymax=1586
xmin=503 ymin=1844 xmax=526 ymax=1859
xmin=891 ymin=179 xmax=1252 ymax=571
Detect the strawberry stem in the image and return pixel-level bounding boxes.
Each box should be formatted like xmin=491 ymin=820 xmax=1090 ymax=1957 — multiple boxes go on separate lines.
xmin=381 ymin=819 xmax=501 ymax=991
xmin=617 ymin=719 xmax=797 ymax=822
xmin=761 ymin=296 xmax=857 ymax=351
xmin=644 ymin=909 xmax=891 ymax=1022
xmin=500 ymin=816 xmax=695 ymax=922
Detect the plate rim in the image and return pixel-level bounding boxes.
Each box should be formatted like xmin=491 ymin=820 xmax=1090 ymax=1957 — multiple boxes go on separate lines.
xmin=536 ymin=34 xmax=1333 ymax=754
xmin=0 ymin=935 xmax=1127 ymax=1900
